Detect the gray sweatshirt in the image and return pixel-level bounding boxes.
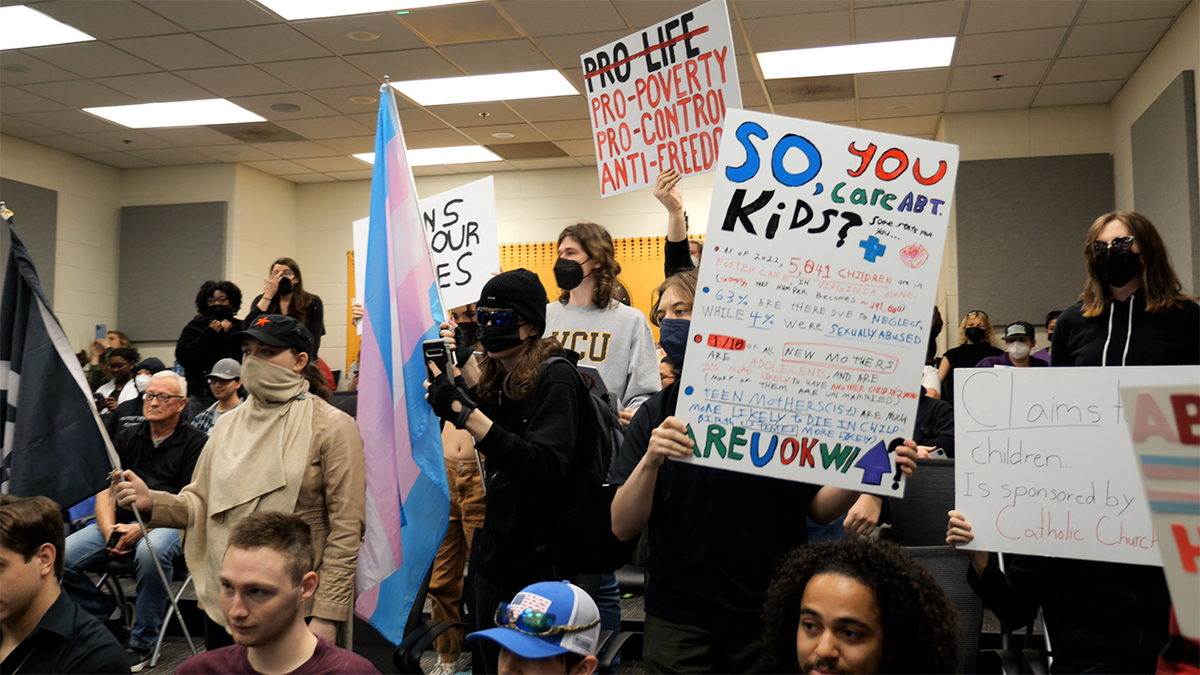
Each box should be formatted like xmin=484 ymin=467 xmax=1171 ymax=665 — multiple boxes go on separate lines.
xmin=545 ymin=300 xmax=661 ymax=411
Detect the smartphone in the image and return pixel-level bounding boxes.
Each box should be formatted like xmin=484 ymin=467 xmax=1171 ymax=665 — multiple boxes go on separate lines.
xmin=423 ymin=339 xmax=454 ymax=382
xmin=95 ymin=324 xmax=106 ymax=341
xmin=106 ymin=530 xmax=122 ymax=549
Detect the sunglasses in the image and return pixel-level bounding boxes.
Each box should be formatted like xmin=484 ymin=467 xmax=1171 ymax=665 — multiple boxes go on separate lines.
xmin=476 ymin=308 xmax=520 ymax=327
xmin=965 ymin=310 xmax=988 ymax=319
xmin=1092 ymin=236 xmax=1135 ymax=256
xmin=494 ymin=603 xmax=599 ymax=637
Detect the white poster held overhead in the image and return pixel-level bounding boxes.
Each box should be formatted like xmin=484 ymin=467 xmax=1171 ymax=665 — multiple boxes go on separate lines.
xmin=955 ymin=365 xmax=1200 ymax=567
xmin=581 ymin=0 xmax=740 ymax=198
xmin=675 ymin=108 xmax=958 ymax=497
xmin=419 ymin=176 xmax=500 ymax=310
xmin=1121 ymin=383 xmax=1200 ymax=638
xmin=352 ymin=217 xmax=369 ymax=335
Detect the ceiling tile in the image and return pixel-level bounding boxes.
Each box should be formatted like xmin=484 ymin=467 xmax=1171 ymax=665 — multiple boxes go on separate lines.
xmin=459 ymin=123 xmax=550 ymax=145
xmin=325 ymin=169 xmax=374 ymax=180
xmin=772 ymin=98 xmax=857 ymax=122
xmin=397 ymin=107 xmax=453 ymax=132
xmin=143 ymin=126 xmax=249 ymax=146
xmin=500 ymin=1 xmax=627 ymax=37
xmin=554 ymin=139 xmax=595 ymax=157
xmin=276 ymin=115 xmax=373 ymax=140
xmin=736 ymin=53 xmax=759 ymax=83
xmin=1 ymin=86 xmax=72 ymax=113
xmin=187 ymin=144 xmax=278 ymax=162
xmin=127 ymin=147 xmax=220 ymax=165
xmin=856 ymin=68 xmax=950 ymax=98
xmin=402 ymin=128 xmax=474 ymax=148
xmin=734 ymin=1 xmax=851 ymax=20
xmin=858 ymin=114 xmax=940 ymax=136
xmin=743 ymin=11 xmax=851 ymax=51
xmin=175 ymin=65 xmax=294 ymax=98
xmin=137 ymin=0 xmax=281 ymax=31
xmin=199 ymin=24 xmax=333 ymax=63
xmin=400 ymin=3 xmax=521 ymax=45
xmin=290 ymin=14 xmax=426 ymax=55
xmin=425 ymin=102 xmax=525 ymax=128
xmin=228 ymin=92 xmax=341 ymax=120
xmin=0 ymin=115 xmax=56 ymax=137
xmin=246 ymin=140 xmax=342 ymax=158
xmin=304 ymin=85 xmax=386 ymax=114
xmin=14 ymin=109 xmax=124 ymax=134
xmin=537 ymin=31 xmax=629 ymax=70
xmin=1032 ymin=79 xmax=1124 ymax=107
xmin=1044 ymin=52 xmax=1145 ymax=84
xmin=279 ymin=173 xmax=338 ymax=183
xmin=413 ymin=165 xmax=457 ymax=176
xmin=740 ymin=82 xmax=768 ymax=107
xmin=611 ymin=1 xmax=702 ymax=29
xmin=242 ymin=159 xmax=311 ymax=174
xmin=1059 ymin=18 xmax=1174 ymax=58
xmin=0 ymin=52 xmax=81 ymax=85
xmin=955 ymin=27 xmax=1068 ymax=65
xmin=854 ymin=1 xmax=966 ymax=43
xmin=314 ymin=136 xmax=374 ymax=154
xmin=23 ymin=42 xmax=161 ymax=79
xmin=292 ymin=156 xmax=372 ymax=172
xmin=508 ymin=157 xmax=580 ymax=170
xmin=72 ymin=129 xmax=174 ymax=151
xmin=1076 ymin=0 xmax=1190 ymax=24
xmin=258 ymin=57 xmax=378 ymax=90
xmin=858 ymin=93 xmax=944 ymax=119
xmin=346 ymin=49 xmax=462 ymax=82
xmin=944 ymin=86 xmax=1035 ymax=112
xmin=530 ymin=118 xmax=592 ymax=140
xmin=964 ymin=0 xmax=1081 ymax=33
xmin=506 ymin=95 xmax=590 ymax=123
xmin=109 ymin=34 xmax=243 ymax=70
xmin=438 ymin=39 xmax=554 ymax=75
xmin=448 ymin=160 xmax=515 ymax=173
xmin=33 ymin=0 xmax=184 ymax=40
xmin=77 ymin=151 xmax=159 ymax=168
xmin=950 ymin=60 xmax=1050 ymax=91
xmin=30 ymin=134 xmax=119 ymax=155
xmin=93 ymin=72 xmax=217 ymax=102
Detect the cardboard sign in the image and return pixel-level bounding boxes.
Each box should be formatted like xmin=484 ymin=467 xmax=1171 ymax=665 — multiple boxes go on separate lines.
xmin=582 ymin=0 xmax=740 ymax=197
xmin=352 ymin=217 xmax=369 ymax=335
xmin=956 ymin=365 xmax=1199 ymax=566
xmin=420 ymin=176 xmax=500 ymax=310
xmin=674 ymin=108 xmax=958 ymax=496
xmin=1122 ymin=384 xmax=1200 ymax=638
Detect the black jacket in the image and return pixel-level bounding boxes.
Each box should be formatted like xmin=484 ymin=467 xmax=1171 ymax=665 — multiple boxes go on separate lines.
xmin=914 ymin=388 xmax=954 ymax=457
xmin=113 ymin=420 xmax=205 ymax=523
xmin=175 ymin=314 xmax=241 ymax=401
xmin=1052 ymin=294 xmax=1200 ymax=367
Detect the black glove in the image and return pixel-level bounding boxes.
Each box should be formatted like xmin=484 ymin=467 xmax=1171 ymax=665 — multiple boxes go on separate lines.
xmin=426 ymin=371 xmax=476 ymax=429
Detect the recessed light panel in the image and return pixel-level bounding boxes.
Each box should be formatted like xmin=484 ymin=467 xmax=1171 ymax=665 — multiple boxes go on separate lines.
xmin=353 ymin=145 xmax=501 ymax=166
xmin=83 ymin=99 xmax=266 ymax=129
xmin=0 ymin=6 xmax=95 ymax=51
xmin=255 ymin=0 xmax=480 ymax=21
xmin=390 ymin=70 xmax=578 ymax=106
xmin=758 ymin=37 xmax=956 ymax=79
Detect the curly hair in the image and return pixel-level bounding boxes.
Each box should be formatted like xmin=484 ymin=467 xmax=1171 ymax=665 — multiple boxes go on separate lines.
xmin=476 ymin=337 xmax=566 ymax=403
xmin=1079 ymin=212 xmax=1191 ymax=317
xmin=194 ymin=280 xmax=243 ymax=315
xmin=763 ymin=538 xmax=958 ymax=673
xmin=109 ymin=347 xmax=141 ymax=367
xmin=556 ymin=222 xmax=621 ymax=309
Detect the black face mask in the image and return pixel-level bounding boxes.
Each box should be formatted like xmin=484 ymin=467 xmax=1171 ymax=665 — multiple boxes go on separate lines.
xmin=1095 ymin=250 xmax=1142 ymax=288
xmin=554 ymin=258 xmax=588 ymax=291
xmin=479 ymin=323 xmax=526 ymax=354
xmin=207 ymin=304 xmax=233 ymax=321
xmin=965 ymin=327 xmax=987 ymax=343
xmin=277 ymin=277 xmax=294 ymax=295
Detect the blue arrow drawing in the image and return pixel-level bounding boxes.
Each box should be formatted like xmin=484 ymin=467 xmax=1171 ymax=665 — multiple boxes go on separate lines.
xmin=855 ymin=440 xmax=891 ymax=485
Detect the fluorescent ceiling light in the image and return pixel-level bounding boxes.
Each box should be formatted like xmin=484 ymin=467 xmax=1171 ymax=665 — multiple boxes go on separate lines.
xmin=255 ymin=0 xmax=479 ymax=21
xmin=353 ymin=146 xmax=502 ymax=166
xmin=83 ymin=99 xmax=266 ymax=129
xmin=391 ymin=70 xmax=577 ymax=106
xmin=758 ymin=37 xmax=956 ymax=79
xmin=0 ymin=6 xmax=95 ymax=51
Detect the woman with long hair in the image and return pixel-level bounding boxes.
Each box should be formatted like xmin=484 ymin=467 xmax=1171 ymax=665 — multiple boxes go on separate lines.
xmin=936 ymin=309 xmax=1002 ymax=404
xmin=176 ymin=280 xmax=243 ymax=416
xmin=245 ymin=257 xmax=326 ymax=355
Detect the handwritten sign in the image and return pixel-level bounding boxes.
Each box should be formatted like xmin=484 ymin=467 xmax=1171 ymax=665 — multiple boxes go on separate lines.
xmin=420 ymin=176 xmax=500 ymax=310
xmin=582 ymin=0 xmax=740 ymax=198
xmin=1122 ymin=383 xmax=1200 ymax=638
xmin=956 ymin=366 xmax=1199 ymax=566
xmin=674 ymin=108 xmax=958 ymax=496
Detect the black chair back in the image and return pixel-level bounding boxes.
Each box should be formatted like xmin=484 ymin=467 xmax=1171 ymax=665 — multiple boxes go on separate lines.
xmin=891 ymin=458 xmax=955 ymax=546
xmin=906 ymin=545 xmax=983 ymax=673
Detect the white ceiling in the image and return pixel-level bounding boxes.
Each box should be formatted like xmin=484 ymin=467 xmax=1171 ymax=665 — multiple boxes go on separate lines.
xmin=0 ymin=0 xmax=1192 ymax=182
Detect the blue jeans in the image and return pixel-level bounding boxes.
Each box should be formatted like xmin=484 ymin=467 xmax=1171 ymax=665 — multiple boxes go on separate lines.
xmin=64 ymin=523 xmax=181 ymax=650
xmin=597 ymin=572 xmax=622 ymax=667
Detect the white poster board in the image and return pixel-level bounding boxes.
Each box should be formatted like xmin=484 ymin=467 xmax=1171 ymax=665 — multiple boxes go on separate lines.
xmin=955 ymin=365 xmax=1199 ymax=566
xmin=581 ymin=0 xmax=740 ymax=198
xmin=675 ymin=108 xmax=958 ymax=496
xmin=352 ymin=217 xmax=369 ymax=335
xmin=1122 ymin=383 xmax=1200 ymax=638
xmin=419 ymin=176 xmax=500 ymax=310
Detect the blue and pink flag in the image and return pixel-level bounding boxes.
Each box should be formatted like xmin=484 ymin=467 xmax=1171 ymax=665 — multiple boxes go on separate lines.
xmin=354 ymin=85 xmax=450 ymax=643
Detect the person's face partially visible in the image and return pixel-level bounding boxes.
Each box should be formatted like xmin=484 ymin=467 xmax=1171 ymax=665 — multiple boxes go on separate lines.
xmin=105 ymin=332 xmax=121 ymax=349
xmin=450 ymin=303 xmax=477 ymax=327
xmin=659 ymin=361 xmax=677 ymax=387
xmin=241 ymin=338 xmax=307 ymax=373
xmin=0 ymin=544 xmax=48 ymax=626
xmin=796 ymin=573 xmax=884 ymax=675
xmin=108 ymin=356 xmax=133 ymax=382
xmin=220 ymin=547 xmax=304 ymax=648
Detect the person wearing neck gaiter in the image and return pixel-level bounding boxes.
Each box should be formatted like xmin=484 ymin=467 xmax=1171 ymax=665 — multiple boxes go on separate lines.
xmin=114 ymin=315 xmax=365 ymax=652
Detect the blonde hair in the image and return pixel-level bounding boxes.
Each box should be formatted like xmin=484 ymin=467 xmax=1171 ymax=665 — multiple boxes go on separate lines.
xmin=957 ymin=310 xmax=995 ymax=346
xmin=1079 ymin=212 xmax=1191 ymax=317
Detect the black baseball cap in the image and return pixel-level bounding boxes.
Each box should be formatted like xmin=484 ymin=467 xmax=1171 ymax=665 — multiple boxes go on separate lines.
xmin=1004 ymin=321 xmax=1035 ymax=341
xmin=231 ymin=314 xmax=315 ymax=360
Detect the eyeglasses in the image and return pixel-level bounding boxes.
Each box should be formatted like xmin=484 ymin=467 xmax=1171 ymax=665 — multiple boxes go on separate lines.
xmin=1092 ymin=236 xmax=1135 ymax=256
xmin=476 ymin=308 xmax=520 ymax=327
xmin=144 ymin=394 xmax=183 ymax=403
xmin=494 ymin=603 xmax=599 ymax=637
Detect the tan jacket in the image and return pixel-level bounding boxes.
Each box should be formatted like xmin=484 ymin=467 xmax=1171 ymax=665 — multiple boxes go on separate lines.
xmin=150 ymin=397 xmax=366 ymax=628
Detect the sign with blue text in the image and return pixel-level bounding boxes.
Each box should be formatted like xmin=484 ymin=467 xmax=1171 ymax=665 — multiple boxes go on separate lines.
xmin=419 ymin=176 xmax=500 ymax=310
xmin=675 ymin=108 xmax=959 ymax=496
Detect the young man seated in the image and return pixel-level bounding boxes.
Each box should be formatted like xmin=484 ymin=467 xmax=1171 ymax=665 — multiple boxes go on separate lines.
xmin=763 ymin=538 xmax=958 ymax=674
xmin=466 ymin=581 xmax=601 ymax=675
xmin=175 ymin=511 xmax=377 ymax=675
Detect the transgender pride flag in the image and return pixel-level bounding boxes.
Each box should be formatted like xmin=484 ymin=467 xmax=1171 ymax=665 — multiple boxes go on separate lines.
xmin=354 ymin=84 xmax=450 ymax=644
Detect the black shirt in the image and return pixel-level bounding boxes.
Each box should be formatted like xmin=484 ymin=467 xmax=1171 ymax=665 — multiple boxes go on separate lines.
xmin=113 ymin=420 xmax=206 ymax=523
xmin=940 ymin=341 xmax=1003 ymax=404
xmin=176 ymin=314 xmax=243 ymax=402
xmin=0 ymin=590 xmax=129 ymax=674
xmin=664 ymin=238 xmax=695 ymax=277
xmin=1052 ymin=294 xmax=1200 ymax=367
xmin=610 ymin=382 xmax=820 ymax=630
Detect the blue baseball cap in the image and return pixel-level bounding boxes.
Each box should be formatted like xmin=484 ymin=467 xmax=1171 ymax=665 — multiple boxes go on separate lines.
xmin=465 ymin=581 xmax=601 ymax=659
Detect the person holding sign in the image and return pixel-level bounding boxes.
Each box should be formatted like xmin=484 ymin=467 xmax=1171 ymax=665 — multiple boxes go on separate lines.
xmin=948 ymin=212 xmax=1199 ymax=673
xmin=937 ymin=310 xmax=1002 ymax=405
xmin=611 ymin=269 xmax=920 ymax=673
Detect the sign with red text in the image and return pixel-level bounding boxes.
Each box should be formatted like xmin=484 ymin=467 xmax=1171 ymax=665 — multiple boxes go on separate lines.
xmin=956 ymin=366 xmax=1199 ymax=567
xmin=582 ymin=0 xmax=739 ymax=198
xmin=1122 ymin=383 xmax=1200 ymax=638
xmin=420 ymin=177 xmax=500 ymax=310
xmin=674 ymin=109 xmax=958 ymax=496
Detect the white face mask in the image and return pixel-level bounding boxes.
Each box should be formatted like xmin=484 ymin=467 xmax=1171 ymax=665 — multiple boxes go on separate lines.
xmin=135 ymin=374 xmax=153 ymax=393
xmin=1007 ymin=341 xmax=1032 ymax=361
xmin=690 ymin=255 xmax=700 ymax=268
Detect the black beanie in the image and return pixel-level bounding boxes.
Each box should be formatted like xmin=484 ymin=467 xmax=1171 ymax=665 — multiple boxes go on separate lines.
xmin=478 ymin=269 xmax=548 ymax=330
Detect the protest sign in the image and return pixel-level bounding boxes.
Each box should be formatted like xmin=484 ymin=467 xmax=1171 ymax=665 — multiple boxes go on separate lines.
xmin=419 ymin=176 xmax=500 ymax=310
xmin=674 ymin=109 xmax=958 ymax=497
xmin=1121 ymin=383 xmax=1200 ymax=638
xmin=352 ymin=217 xmax=369 ymax=335
xmin=955 ymin=365 xmax=1199 ymax=566
xmin=582 ymin=0 xmax=740 ymax=197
